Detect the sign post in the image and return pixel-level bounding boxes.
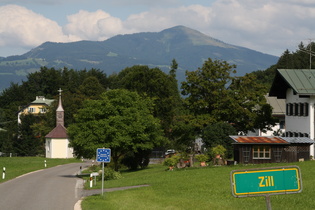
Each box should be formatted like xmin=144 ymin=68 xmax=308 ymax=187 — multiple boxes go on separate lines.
xmin=230 ymin=166 xmax=302 ymax=209
xmin=96 ymin=148 xmax=111 ymax=196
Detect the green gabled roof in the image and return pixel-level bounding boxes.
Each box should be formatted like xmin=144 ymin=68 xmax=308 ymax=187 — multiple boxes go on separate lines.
xmin=31 ymin=97 xmax=54 ymax=106
xmin=269 ymin=69 xmax=315 ymax=99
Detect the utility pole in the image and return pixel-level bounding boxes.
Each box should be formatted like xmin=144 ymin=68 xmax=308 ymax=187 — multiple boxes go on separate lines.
xmin=300 ymin=39 xmax=315 ymax=69
xmin=309 ymin=39 xmax=312 ymax=69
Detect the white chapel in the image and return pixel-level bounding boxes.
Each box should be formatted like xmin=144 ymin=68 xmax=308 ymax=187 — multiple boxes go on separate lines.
xmin=45 ymin=88 xmax=74 ymax=158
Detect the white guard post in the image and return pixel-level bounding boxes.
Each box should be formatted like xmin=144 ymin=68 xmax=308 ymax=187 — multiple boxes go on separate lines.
xmin=2 ymin=167 xmax=5 ymax=179
xmin=89 ymin=173 xmax=93 ymax=188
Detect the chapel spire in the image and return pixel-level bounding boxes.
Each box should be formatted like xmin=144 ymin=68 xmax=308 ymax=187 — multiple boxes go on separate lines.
xmin=56 ymin=88 xmax=64 ymax=126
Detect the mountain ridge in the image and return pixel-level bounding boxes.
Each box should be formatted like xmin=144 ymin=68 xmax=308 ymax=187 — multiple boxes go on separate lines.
xmin=0 ymin=25 xmax=278 ymax=91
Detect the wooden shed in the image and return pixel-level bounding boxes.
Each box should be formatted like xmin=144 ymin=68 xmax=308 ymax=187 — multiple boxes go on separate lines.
xmin=230 ymin=136 xmax=314 ymax=164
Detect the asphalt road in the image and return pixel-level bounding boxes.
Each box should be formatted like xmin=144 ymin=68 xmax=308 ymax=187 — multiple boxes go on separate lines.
xmin=0 ymin=162 xmax=90 ymax=210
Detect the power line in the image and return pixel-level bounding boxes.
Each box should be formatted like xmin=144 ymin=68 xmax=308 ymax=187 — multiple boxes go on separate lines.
xmin=299 ymin=39 xmax=315 ymax=69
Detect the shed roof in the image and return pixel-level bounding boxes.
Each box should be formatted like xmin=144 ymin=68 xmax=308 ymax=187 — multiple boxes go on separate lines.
xmin=230 ymin=136 xmax=288 ymax=144
xmin=282 ymin=137 xmax=314 ymax=144
xmin=269 ymin=69 xmax=315 ymax=99
xmin=230 ymin=136 xmax=314 ymax=145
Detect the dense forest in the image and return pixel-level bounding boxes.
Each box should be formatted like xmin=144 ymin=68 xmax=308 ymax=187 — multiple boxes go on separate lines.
xmin=250 ymin=42 xmax=315 ymax=89
xmin=0 ymin=42 xmax=313 ymax=166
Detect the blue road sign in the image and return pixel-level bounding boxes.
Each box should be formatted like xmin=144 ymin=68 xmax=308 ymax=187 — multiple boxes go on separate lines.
xmin=96 ymin=148 xmax=111 ymax=163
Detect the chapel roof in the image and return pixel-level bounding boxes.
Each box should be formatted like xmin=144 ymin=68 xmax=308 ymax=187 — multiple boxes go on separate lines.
xmin=45 ymin=124 xmax=68 ymax=138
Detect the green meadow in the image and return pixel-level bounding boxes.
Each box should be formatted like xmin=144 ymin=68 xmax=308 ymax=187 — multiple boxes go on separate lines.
xmin=82 ymin=161 xmax=315 ymax=210
xmin=0 ymin=157 xmax=79 ymax=183
xmin=1 ymin=157 xmax=314 ymax=209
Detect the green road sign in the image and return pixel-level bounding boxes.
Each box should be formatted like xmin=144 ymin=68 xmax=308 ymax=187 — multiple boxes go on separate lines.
xmin=230 ymin=166 xmax=302 ymax=197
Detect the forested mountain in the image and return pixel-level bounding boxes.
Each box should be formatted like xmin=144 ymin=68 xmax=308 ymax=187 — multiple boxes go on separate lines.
xmin=0 ymin=25 xmax=278 ymax=91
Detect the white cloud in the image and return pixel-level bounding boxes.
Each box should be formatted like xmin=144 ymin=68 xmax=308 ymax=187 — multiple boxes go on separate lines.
xmin=1 ymin=1 xmax=315 ymax=57
xmin=0 ymin=5 xmax=74 ymax=49
xmin=124 ymin=5 xmax=213 ymax=33
xmin=205 ymin=0 xmax=315 ymax=55
xmin=63 ymin=10 xmax=125 ymax=41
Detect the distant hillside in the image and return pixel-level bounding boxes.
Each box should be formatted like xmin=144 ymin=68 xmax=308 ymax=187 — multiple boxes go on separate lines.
xmin=0 ymin=25 xmax=278 ymax=91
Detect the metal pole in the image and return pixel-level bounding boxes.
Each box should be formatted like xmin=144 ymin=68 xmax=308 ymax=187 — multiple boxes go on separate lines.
xmin=102 ymin=162 xmax=104 ymax=196
xmin=265 ymin=195 xmax=272 ymax=210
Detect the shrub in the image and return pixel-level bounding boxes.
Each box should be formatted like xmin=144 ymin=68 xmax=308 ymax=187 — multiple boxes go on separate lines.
xmin=163 ymin=155 xmax=180 ymax=167
xmin=202 ymin=122 xmax=236 ymax=158
xmin=210 ymin=145 xmax=226 ymax=159
xmin=195 ymin=154 xmax=209 ymax=162
xmin=121 ymin=150 xmax=151 ymax=170
xmin=97 ymin=168 xmax=122 ymax=181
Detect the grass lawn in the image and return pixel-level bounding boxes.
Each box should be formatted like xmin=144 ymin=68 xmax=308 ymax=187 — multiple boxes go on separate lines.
xmin=0 ymin=157 xmax=80 ymax=183
xmin=82 ymin=161 xmax=315 ymax=210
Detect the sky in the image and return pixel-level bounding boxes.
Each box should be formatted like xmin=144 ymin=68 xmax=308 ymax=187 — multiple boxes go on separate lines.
xmin=1 ymin=0 xmax=315 ymax=57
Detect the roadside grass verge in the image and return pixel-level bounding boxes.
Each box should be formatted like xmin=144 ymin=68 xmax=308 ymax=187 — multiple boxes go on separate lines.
xmin=82 ymin=161 xmax=315 ymax=210
xmin=0 ymin=157 xmax=80 ymax=183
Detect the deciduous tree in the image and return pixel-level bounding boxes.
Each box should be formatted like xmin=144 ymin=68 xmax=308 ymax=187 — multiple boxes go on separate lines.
xmin=68 ymin=89 xmax=167 ymax=171
xmin=110 ymin=65 xmax=182 ymax=135
xmin=202 ymin=122 xmax=237 ymax=158
xmin=181 ymin=58 xmax=275 ymax=134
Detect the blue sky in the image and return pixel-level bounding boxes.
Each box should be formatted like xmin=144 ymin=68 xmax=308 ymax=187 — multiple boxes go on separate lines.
xmin=1 ymin=0 xmax=315 ymax=57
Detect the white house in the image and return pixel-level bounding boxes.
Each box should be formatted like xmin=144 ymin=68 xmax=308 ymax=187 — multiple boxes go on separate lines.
xmin=269 ymin=69 xmax=315 ymax=158
xmin=247 ymin=94 xmax=286 ymax=136
xmin=45 ymin=89 xmax=74 ymax=158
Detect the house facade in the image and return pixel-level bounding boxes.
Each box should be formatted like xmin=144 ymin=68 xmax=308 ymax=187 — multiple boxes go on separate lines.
xmin=247 ymin=95 xmax=286 ymax=136
xmin=18 ymin=96 xmax=54 ymax=124
xmin=269 ymin=69 xmax=315 ymax=158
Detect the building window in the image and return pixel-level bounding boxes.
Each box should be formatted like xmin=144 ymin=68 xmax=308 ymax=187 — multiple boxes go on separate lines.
xmin=243 ymin=146 xmax=251 ymax=163
xmin=28 ymin=107 xmax=35 ymax=113
xmin=294 ymin=103 xmax=299 ymax=116
xmin=253 ymin=146 xmax=271 ymax=159
xmin=286 ymin=131 xmax=294 ymax=137
xmin=273 ymin=147 xmax=282 ymax=163
xmin=286 ymin=103 xmax=309 ymax=117
xmin=289 ymin=103 xmax=293 ymax=115
xmin=39 ymin=108 xmax=46 ymax=113
xmin=299 ymin=103 xmax=304 ymax=116
xmin=305 ymin=103 xmax=309 ymax=116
